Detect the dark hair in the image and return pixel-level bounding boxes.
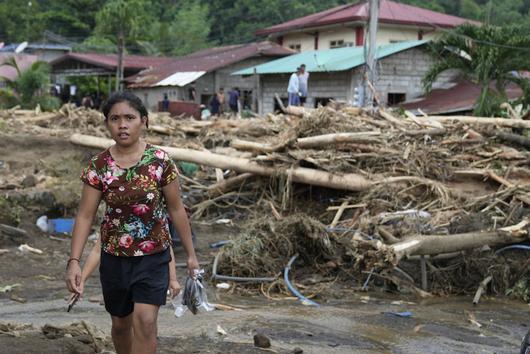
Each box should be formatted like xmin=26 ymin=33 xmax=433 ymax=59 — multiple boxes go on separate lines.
xmin=300 ymin=64 xmax=306 ymax=67
xmin=102 ymin=91 xmax=149 ymax=128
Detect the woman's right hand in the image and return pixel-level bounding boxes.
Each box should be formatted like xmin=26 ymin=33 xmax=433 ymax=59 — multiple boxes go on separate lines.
xmin=65 ymin=261 xmax=82 ymax=294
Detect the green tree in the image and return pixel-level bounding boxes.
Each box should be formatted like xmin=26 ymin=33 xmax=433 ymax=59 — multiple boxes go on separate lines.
xmin=0 ymin=58 xmax=60 ymax=110
xmin=423 ymin=24 xmax=530 ymax=116
xmin=168 ymin=1 xmax=212 ymax=56
xmin=94 ymin=0 xmax=150 ymax=90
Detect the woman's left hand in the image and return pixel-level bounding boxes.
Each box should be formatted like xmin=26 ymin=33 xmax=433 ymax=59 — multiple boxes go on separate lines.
xmin=187 ymin=256 xmax=200 ymax=277
xmin=169 ymin=278 xmax=181 ymax=298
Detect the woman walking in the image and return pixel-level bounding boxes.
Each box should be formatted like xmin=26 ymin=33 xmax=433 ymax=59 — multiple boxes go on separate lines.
xmin=65 ymin=91 xmax=198 ymax=354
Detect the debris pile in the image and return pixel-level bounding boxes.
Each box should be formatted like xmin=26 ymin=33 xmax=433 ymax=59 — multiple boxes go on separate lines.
xmin=2 ymin=103 xmax=529 ymax=298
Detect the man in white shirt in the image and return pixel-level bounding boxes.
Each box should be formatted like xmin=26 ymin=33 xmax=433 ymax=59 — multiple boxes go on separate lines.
xmin=298 ymin=64 xmax=309 ymax=106
xmin=287 ymin=67 xmax=301 ymax=106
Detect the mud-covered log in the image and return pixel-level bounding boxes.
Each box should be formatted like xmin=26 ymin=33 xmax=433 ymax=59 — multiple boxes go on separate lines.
xmin=207 ymin=173 xmax=254 ymax=197
xmin=496 ymin=132 xmax=530 ymax=149
xmin=296 ymin=132 xmax=382 ymax=149
xmin=391 ymin=228 xmax=528 ymax=262
xmin=424 ymin=116 xmax=530 ymax=129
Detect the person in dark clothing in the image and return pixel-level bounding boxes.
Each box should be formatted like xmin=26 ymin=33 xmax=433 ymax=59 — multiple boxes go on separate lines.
xmin=210 ymin=94 xmax=220 ymax=115
xmin=228 ymin=87 xmax=240 ymax=114
xmin=162 ymin=93 xmax=170 ymax=112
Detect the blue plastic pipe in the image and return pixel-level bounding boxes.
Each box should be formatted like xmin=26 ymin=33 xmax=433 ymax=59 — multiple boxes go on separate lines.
xmin=284 ymin=254 xmax=320 ymax=307
xmin=495 ymin=244 xmax=530 ymax=255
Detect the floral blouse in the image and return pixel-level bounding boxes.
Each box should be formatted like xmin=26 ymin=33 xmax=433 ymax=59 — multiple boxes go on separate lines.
xmin=80 ymin=144 xmax=179 ymax=257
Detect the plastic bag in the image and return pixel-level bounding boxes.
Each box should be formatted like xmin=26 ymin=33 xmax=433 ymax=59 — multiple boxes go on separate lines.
xmin=172 ymin=269 xmax=214 ymax=317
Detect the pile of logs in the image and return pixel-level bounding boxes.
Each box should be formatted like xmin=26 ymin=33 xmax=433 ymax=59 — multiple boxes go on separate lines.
xmin=2 ymin=103 xmax=529 ymax=295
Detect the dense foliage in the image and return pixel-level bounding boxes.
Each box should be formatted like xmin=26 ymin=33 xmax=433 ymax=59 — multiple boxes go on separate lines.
xmin=1 ymin=0 xmax=530 ymax=56
xmin=423 ymin=24 xmax=530 ymax=116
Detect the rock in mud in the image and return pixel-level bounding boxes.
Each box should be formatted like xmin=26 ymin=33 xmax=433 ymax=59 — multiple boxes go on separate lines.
xmin=253 ymin=333 xmax=271 ymax=348
xmin=292 ymin=347 xmax=303 ymax=353
xmin=21 ymin=175 xmax=37 ymax=188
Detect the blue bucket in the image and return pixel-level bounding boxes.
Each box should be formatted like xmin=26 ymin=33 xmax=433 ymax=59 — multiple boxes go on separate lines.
xmin=49 ymin=218 xmax=75 ymax=234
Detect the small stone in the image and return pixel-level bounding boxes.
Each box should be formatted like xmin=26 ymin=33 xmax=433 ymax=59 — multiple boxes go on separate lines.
xmin=253 ymin=333 xmax=271 ymax=348
xmin=292 ymin=347 xmax=303 ymax=354
xmin=21 ymin=175 xmax=37 ymax=188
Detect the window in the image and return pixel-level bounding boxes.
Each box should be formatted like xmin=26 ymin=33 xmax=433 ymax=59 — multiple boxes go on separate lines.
xmin=242 ymin=90 xmax=252 ymax=110
xmin=330 ymin=39 xmax=345 ymax=48
xmin=387 ymin=93 xmax=406 ymax=106
xmin=288 ymin=44 xmax=301 ymax=52
xmin=314 ymin=97 xmax=332 ymax=108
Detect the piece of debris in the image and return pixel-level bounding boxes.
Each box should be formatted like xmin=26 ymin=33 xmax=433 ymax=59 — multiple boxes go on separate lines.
xmin=292 ymin=347 xmax=304 ymax=354
xmin=18 ymin=244 xmax=44 ymax=255
xmin=216 ymin=282 xmax=231 ymax=290
xmin=10 ymin=294 xmax=27 ymax=303
xmin=0 ymin=284 xmax=22 ymax=293
xmin=253 ymin=333 xmax=272 ymax=348
xmin=216 ymin=324 xmax=227 ymax=336
xmin=21 ymin=175 xmax=37 ymax=188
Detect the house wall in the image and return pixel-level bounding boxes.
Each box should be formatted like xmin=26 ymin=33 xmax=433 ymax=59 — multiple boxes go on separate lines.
xmin=261 ymin=71 xmax=352 ymax=113
xmin=130 ymin=57 xmax=281 ymax=112
xmin=280 ymin=24 xmax=433 ymax=51
xmin=259 ymin=47 xmax=458 ymax=113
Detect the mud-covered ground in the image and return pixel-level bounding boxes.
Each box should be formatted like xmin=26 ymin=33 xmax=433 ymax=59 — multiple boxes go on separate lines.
xmin=0 ymin=133 xmax=529 ymax=353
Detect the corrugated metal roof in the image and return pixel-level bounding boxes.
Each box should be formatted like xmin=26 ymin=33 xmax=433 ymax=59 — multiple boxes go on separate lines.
xmin=127 ymin=41 xmax=294 ymax=88
xmin=233 ymin=40 xmax=428 ymax=75
xmin=154 ymin=71 xmax=206 ymax=87
xmin=256 ymin=0 xmax=476 ymax=36
xmin=400 ymin=80 xmax=523 ymax=115
xmin=50 ymin=52 xmax=174 ymax=70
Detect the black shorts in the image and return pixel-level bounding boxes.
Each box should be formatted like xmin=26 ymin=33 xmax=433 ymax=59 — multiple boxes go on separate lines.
xmin=229 ymin=104 xmax=238 ymax=113
xmin=300 ymin=96 xmax=307 ymax=104
xmin=99 ymin=248 xmax=171 ymax=317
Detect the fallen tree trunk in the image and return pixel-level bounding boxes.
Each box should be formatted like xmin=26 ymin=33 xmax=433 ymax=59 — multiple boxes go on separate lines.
xmin=70 ymin=134 xmax=372 ymax=191
xmin=231 ymin=132 xmax=381 ymax=153
xmin=390 ymin=224 xmax=528 ymax=262
xmin=422 ymin=116 xmax=530 ymax=129
xmin=496 ymin=132 xmax=530 ymax=149
xmin=231 ymin=139 xmax=289 ymax=153
xmin=207 ymin=173 xmax=254 ymax=197
xmin=296 ymin=132 xmax=382 ymax=149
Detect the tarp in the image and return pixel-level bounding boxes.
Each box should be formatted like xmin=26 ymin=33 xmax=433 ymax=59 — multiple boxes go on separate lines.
xmin=233 ymin=40 xmax=428 ymax=75
xmin=154 ymin=71 xmax=206 ymax=87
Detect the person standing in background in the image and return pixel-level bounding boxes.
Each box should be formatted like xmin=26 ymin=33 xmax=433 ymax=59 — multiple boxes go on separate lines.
xmin=228 ymin=87 xmax=240 ymax=115
xmin=217 ymin=88 xmax=225 ymax=114
xmin=287 ymin=67 xmax=301 ymax=107
xmin=298 ymin=64 xmax=309 ymax=107
xmin=162 ymin=93 xmax=169 ymax=112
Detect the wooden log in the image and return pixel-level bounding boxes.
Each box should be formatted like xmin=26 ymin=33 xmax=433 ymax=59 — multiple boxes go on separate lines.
xmin=70 ymin=134 xmax=372 ymax=191
xmin=423 ymin=116 xmax=530 ymax=129
xmin=231 ymin=139 xmax=288 ymax=153
xmin=207 ymin=173 xmax=254 ymax=197
xmin=148 ymin=125 xmax=174 ymax=135
xmin=390 ymin=228 xmax=527 ymax=262
xmin=232 ymin=132 xmax=381 ymax=153
xmin=378 ymin=109 xmax=408 ymax=128
xmin=296 ymin=132 xmax=382 ymax=149
xmin=472 ymin=275 xmax=492 ymax=305
xmin=0 ymin=224 xmax=28 ymax=238
xmin=496 ymin=132 xmax=530 ymax=149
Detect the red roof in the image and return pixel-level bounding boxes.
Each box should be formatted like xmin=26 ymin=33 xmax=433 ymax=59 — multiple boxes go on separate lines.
xmin=50 ymin=52 xmax=174 ymax=71
xmin=400 ymin=80 xmax=523 ymax=115
xmin=127 ymin=41 xmax=294 ymax=88
xmin=0 ymin=53 xmax=38 ymax=81
xmin=256 ymin=0 xmax=475 ymax=36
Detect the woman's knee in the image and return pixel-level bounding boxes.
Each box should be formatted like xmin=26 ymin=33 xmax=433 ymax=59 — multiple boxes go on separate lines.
xmin=111 ymin=315 xmax=132 ymax=335
xmin=133 ymin=307 xmax=158 ymax=336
